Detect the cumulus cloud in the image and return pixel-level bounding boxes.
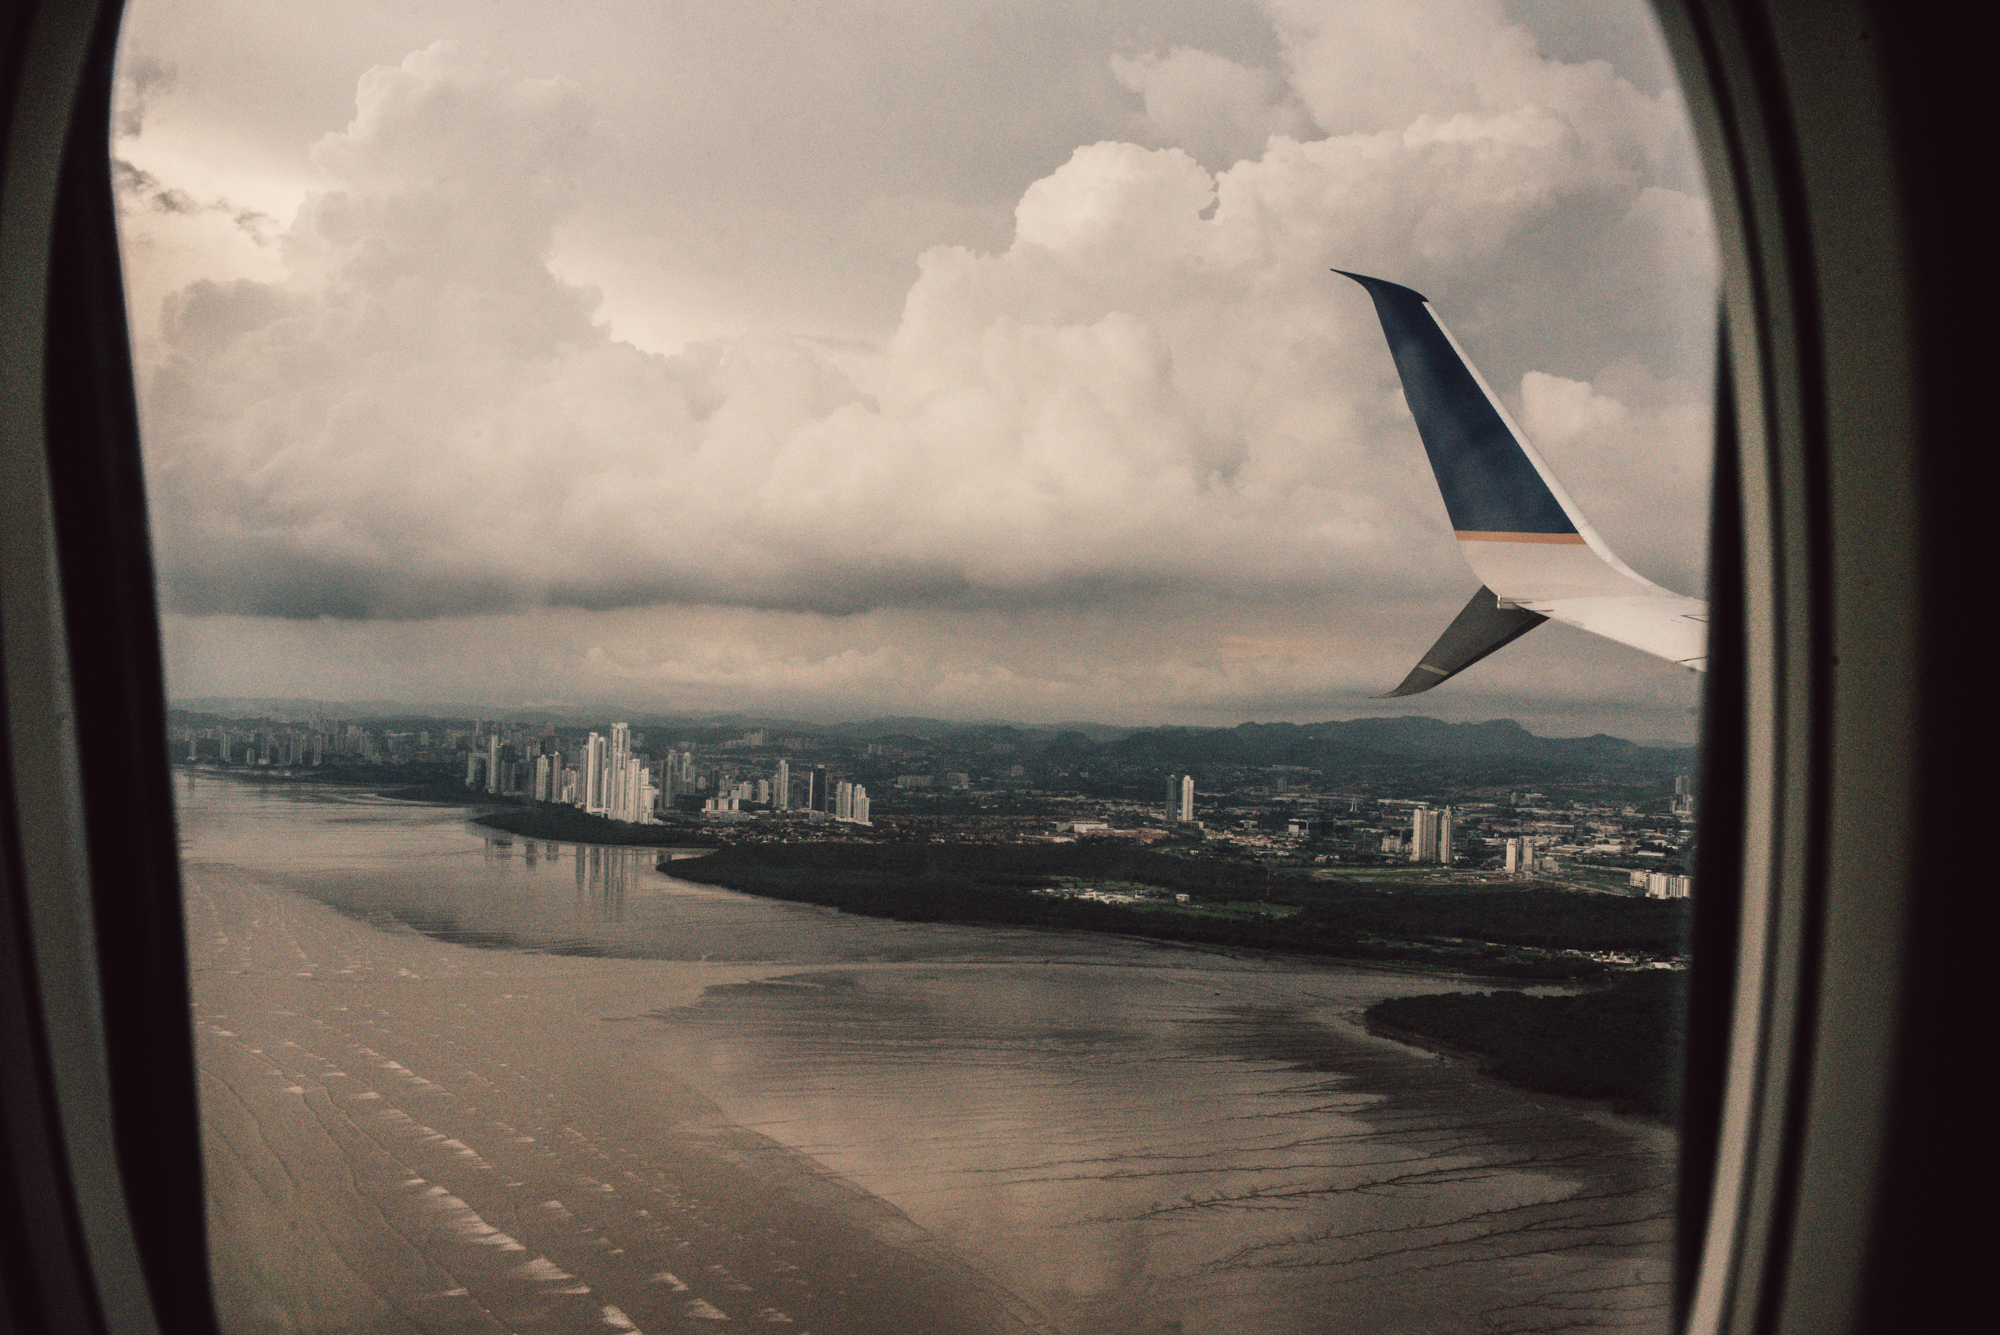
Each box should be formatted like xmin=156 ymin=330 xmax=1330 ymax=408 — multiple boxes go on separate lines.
xmin=128 ymin=2 xmax=1714 ymax=731
xmin=1110 ymin=46 xmax=1308 ymax=167
xmin=1521 ymin=370 xmax=1627 ymax=444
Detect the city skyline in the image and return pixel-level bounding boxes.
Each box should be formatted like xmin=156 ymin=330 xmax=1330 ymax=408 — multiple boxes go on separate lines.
xmin=167 ymin=705 xmax=1692 ymax=893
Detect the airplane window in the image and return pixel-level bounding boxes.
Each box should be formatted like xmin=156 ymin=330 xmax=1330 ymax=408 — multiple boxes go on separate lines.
xmin=109 ymin=1 xmax=1717 ymax=1331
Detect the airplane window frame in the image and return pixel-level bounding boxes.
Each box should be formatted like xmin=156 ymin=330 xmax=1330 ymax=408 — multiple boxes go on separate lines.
xmin=0 ymin=2 xmax=1976 ymax=1334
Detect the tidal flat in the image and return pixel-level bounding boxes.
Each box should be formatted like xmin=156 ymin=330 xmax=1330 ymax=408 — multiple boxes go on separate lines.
xmin=179 ymin=773 xmax=1673 ymax=1334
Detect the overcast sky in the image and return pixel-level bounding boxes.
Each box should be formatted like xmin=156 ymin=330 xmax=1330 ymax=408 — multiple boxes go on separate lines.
xmin=112 ymin=0 xmax=1717 ymax=741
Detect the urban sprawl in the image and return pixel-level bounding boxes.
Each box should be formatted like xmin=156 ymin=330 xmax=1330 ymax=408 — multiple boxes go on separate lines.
xmin=170 ymin=710 xmax=1696 ymax=899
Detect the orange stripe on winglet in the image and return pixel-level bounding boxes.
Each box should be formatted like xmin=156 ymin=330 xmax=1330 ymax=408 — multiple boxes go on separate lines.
xmin=1455 ymin=531 xmax=1587 ymax=544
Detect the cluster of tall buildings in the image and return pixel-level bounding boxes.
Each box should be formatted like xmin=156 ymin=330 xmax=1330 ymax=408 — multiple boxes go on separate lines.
xmin=1408 ymin=805 xmax=1455 ymax=864
xmin=831 ymin=781 xmax=871 ymax=823
xmin=1631 ymin=869 xmax=1694 ymax=898
xmin=1167 ymin=774 xmax=1195 ymax=824
xmin=553 ymin=724 xmax=659 ymax=823
xmin=690 ymin=755 xmax=870 ymax=823
xmin=179 ymin=717 xmax=458 ymax=767
xmin=471 ymin=722 xmax=669 ymax=825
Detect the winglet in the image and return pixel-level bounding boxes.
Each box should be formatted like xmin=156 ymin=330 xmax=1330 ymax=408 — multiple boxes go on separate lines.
xmin=1333 ymin=270 xmax=1581 ymax=540
xmin=1337 ymin=269 xmax=1708 ymax=679
xmin=1378 ymin=586 xmax=1548 ymax=696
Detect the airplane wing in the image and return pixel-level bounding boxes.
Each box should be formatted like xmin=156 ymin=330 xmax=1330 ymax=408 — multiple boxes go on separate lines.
xmin=1336 ymin=271 xmax=1708 ymax=694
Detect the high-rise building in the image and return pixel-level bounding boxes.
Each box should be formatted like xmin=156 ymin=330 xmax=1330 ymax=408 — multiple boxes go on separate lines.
xmin=1673 ymin=772 xmax=1697 ymax=818
xmin=1506 ymin=836 xmax=1536 ymax=876
xmin=607 ymin=723 xmax=633 ymax=820
xmin=1642 ymin=871 xmax=1693 ymax=899
xmin=851 ymin=786 xmax=870 ymax=825
xmin=774 ymin=759 xmax=790 ymax=811
xmin=1170 ymin=774 xmax=1195 ymax=823
xmin=620 ymin=757 xmax=643 ymax=822
xmin=581 ymin=732 xmax=607 ymax=814
xmin=486 ymin=734 xmax=502 ymax=794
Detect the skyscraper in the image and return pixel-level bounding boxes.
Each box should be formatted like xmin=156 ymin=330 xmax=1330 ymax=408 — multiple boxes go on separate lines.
xmin=774 ymin=759 xmax=790 ymax=811
xmin=582 ymin=731 xmax=607 ymax=814
xmin=1174 ymin=774 xmax=1195 ymax=824
xmin=614 ymin=724 xmax=636 ymax=819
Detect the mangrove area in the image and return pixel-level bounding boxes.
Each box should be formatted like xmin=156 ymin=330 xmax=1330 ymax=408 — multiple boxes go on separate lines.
xmin=1365 ymin=972 xmax=1687 ymax=1121
xmin=662 ymin=841 xmax=1689 ymax=980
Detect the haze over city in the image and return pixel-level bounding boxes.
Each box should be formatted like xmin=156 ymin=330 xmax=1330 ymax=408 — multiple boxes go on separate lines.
xmin=113 ymin=0 xmax=1715 ymax=742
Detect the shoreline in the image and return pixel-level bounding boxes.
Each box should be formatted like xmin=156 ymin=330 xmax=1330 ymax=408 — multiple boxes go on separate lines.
xmin=181 ymin=775 xmax=1679 ymax=1334
xmin=657 ymin=855 xmax=1619 ymax=984
xmin=470 ymin=806 xmax=723 ymax=849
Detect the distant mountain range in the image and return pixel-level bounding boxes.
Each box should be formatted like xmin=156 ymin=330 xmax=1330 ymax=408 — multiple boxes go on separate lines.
xmin=1107 ymin=717 xmax=1686 ymax=764
xmin=168 ymin=699 xmax=1690 ymax=769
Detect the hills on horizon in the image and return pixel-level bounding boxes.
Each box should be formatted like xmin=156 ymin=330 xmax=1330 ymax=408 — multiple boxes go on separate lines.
xmin=167 ymin=699 xmax=1694 ymax=774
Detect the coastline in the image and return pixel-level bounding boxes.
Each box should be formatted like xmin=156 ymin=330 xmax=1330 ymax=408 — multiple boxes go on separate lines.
xmin=659 ymin=847 xmax=1615 ymax=982
xmin=178 ymin=771 xmax=1677 ymax=1334
xmin=470 ymin=805 xmax=723 ymax=848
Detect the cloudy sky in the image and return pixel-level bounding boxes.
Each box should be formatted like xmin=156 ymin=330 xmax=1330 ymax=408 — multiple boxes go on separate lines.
xmin=112 ymin=0 xmax=1717 ymax=741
